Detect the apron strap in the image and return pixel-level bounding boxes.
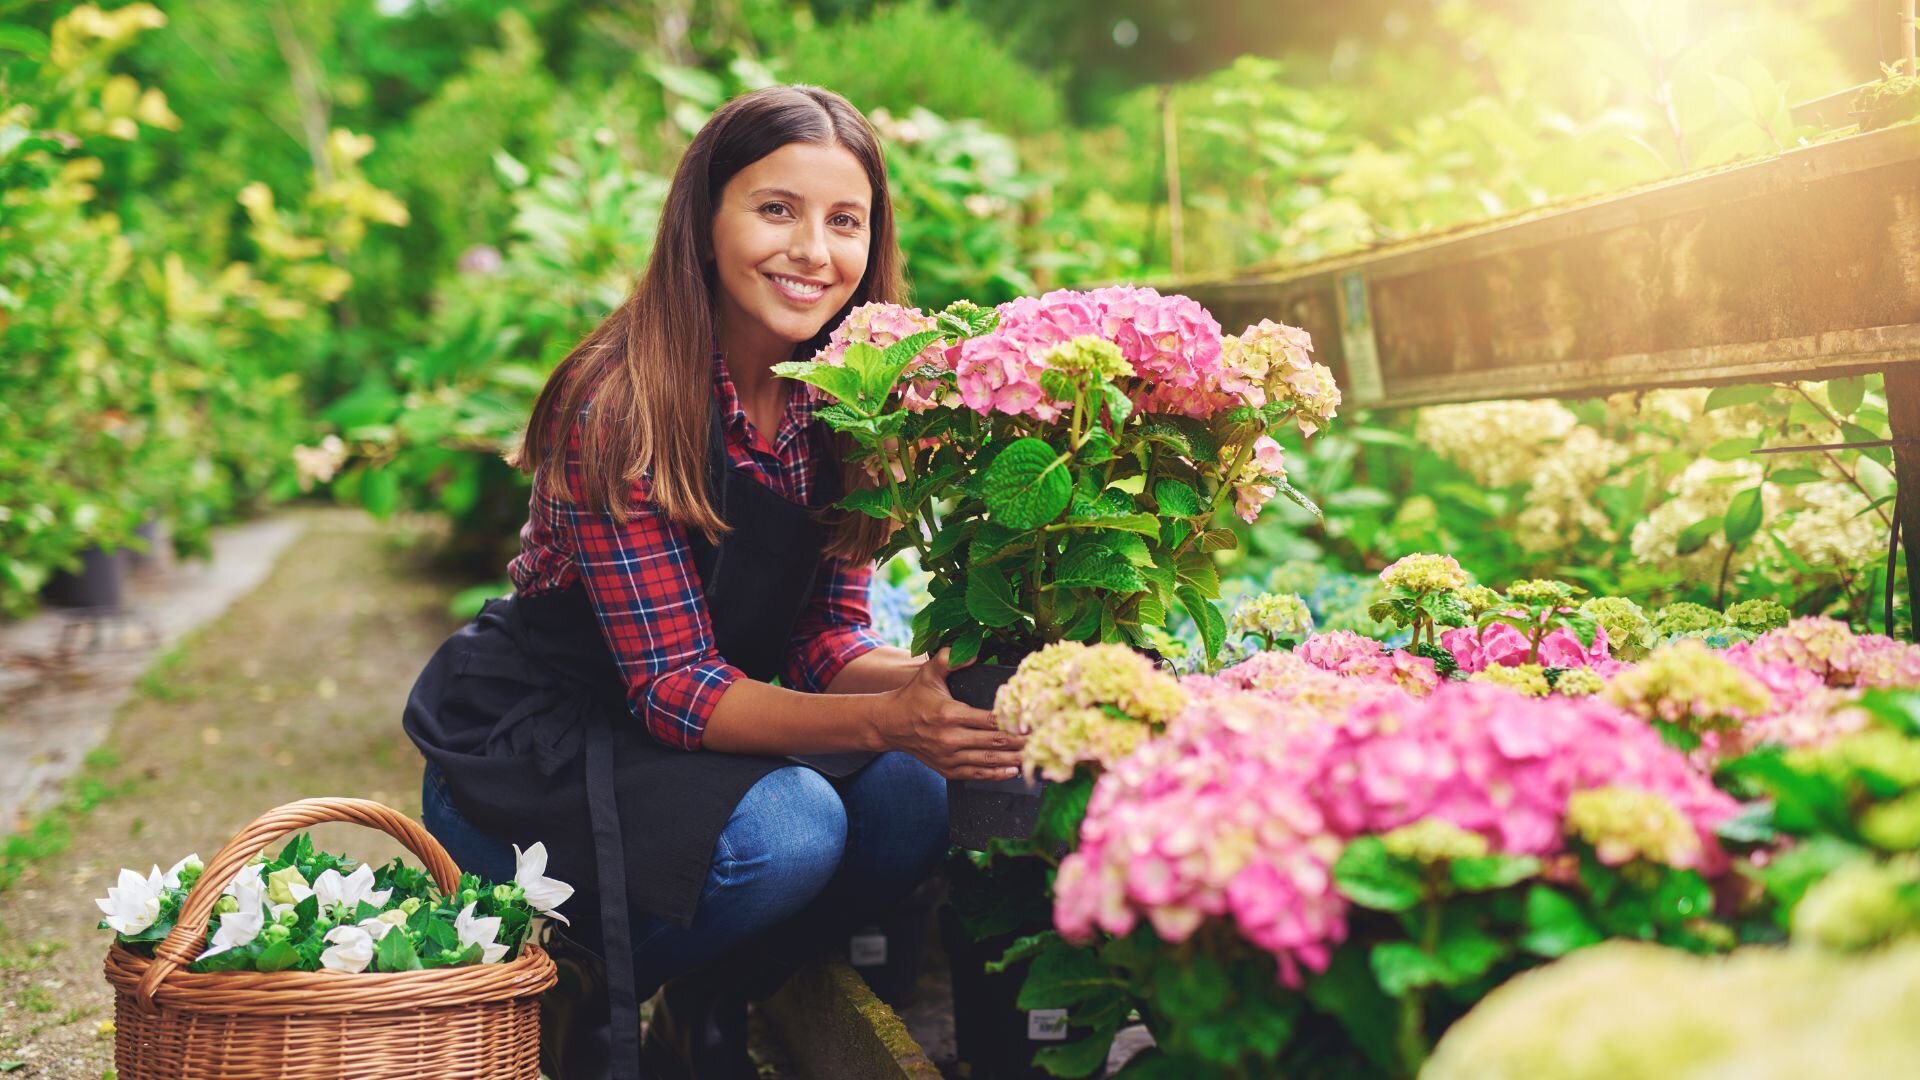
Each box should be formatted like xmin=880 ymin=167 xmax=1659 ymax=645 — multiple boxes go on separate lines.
xmin=587 ymin=716 xmax=645 ymax=1080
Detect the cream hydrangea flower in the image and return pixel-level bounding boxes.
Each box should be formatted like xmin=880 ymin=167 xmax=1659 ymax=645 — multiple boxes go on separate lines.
xmin=996 ymin=642 xmax=1187 ymax=782
xmin=1380 ymin=818 xmax=1490 ymax=863
xmin=1379 ymin=553 xmax=1469 ymax=593
xmin=1565 ymin=787 xmax=1703 ymax=869
xmin=1227 ymin=592 xmax=1314 ymax=646
xmin=1603 ymin=640 xmax=1772 ymax=733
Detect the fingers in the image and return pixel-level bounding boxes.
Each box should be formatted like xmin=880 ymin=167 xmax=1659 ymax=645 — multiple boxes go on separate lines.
xmin=944 ymin=748 xmax=1025 ymax=771
xmin=923 ymin=647 xmax=952 ymax=678
xmin=938 ymin=724 xmax=1024 ymax=752
xmin=944 ymin=704 xmax=1002 ymax=732
xmin=943 ymin=764 xmax=1027 ymax=782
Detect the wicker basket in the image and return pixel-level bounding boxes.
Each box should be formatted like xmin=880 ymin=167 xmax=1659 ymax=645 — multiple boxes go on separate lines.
xmin=103 ymin=797 xmax=558 ymax=1079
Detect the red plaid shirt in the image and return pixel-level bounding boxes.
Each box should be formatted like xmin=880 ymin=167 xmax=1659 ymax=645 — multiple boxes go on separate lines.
xmin=507 ymin=355 xmax=883 ymax=751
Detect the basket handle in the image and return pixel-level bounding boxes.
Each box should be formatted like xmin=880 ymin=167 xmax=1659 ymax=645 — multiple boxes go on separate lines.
xmin=135 ymin=797 xmax=466 ymax=1009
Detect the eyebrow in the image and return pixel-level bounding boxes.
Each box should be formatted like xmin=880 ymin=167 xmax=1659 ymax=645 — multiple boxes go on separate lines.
xmin=747 ymin=187 xmax=869 ymax=213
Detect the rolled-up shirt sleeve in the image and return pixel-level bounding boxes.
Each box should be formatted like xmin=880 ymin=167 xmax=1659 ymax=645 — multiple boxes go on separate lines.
xmin=782 ymin=556 xmax=886 ymax=693
xmin=558 ymin=455 xmax=743 ymax=751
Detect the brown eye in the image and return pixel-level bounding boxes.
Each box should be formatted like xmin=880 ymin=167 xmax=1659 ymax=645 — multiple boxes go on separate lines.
xmin=760 ymin=202 xmax=792 ymax=218
xmin=831 ymin=213 xmax=863 ymax=229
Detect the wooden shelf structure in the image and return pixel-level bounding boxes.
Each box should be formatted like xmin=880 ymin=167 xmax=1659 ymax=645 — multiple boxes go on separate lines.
xmin=1169 ymin=122 xmax=1920 ymax=633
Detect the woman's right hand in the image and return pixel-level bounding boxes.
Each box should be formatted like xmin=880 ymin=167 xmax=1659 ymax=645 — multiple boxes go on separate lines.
xmin=881 ymin=648 xmax=1026 ymax=780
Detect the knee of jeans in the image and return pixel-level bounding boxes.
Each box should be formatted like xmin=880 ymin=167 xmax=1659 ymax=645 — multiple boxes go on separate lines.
xmin=715 ymin=767 xmax=847 ymax=896
xmin=878 ymin=752 xmax=950 ymax=866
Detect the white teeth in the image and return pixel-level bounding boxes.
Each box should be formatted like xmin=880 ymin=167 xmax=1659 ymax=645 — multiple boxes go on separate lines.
xmin=770 ymin=274 xmax=824 ymax=296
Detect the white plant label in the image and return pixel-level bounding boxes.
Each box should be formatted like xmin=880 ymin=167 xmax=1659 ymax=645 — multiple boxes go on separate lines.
xmin=849 ymin=932 xmax=888 ymax=967
xmin=1028 ymin=1008 xmax=1070 ymax=1041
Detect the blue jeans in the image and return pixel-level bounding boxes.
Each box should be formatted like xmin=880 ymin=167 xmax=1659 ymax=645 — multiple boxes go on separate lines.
xmin=421 ymin=752 xmax=947 ymax=997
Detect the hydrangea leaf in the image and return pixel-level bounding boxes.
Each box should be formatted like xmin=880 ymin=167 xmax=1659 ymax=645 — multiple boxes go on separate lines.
xmin=1154 ymin=479 xmax=1202 ymax=517
xmin=1520 ymin=885 xmax=1602 ymax=957
xmin=1055 ymin=546 xmax=1146 ymax=594
xmin=1017 ymin=938 xmax=1121 ymax=1009
xmin=981 ymin=436 xmax=1072 ymax=529
xmin=964 ymin=568 xmax=1024 ymax=628
xmin=1333 ymin=836 xmax=1423 ymax=912
xmin=837 ymin=487 xmax=895 ymax=520
xmin=1723 ymin=486 xmax=1764 ymax=546
xmin=771 ymin=359 xmax=865 ymax=406
xmin=1450 ymin=854 xmax=1541 ymax=892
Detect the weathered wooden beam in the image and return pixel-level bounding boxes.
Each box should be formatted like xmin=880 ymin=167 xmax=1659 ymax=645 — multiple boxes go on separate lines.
xmin=1175 ymin=122 xmax=1920 ymax=411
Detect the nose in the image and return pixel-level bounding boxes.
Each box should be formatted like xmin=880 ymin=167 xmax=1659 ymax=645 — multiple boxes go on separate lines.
xmin=788 ymin=215 xmax=829 ymax=268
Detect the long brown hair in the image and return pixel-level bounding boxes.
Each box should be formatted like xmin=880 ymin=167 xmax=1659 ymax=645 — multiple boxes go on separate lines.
xmin=512 ymin=84 xmax=902 ymax=561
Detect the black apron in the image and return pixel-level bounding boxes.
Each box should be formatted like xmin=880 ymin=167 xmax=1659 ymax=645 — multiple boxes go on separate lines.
xmin=403 ymin=403 xmax=874 ymax=1080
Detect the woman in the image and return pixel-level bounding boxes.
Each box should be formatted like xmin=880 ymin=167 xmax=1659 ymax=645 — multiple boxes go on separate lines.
xmin=403 ymin=85 xmax=1025 ymax=1080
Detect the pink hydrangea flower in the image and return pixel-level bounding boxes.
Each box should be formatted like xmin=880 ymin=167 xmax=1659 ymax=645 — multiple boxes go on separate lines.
xmin=813 ymin=302 xmax=955 ymax=411
xmin=953 ymin=286 xmax=1226 ymax=421
xmin=1441 ymin=622 xmax=1611 ymax=673
xmin=1293 ymin=631 xmax=1442 ymax=695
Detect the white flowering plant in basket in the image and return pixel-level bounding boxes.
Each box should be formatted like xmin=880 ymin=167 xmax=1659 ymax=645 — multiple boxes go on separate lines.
xmin=96 ymin=833 xmax=573 ymax=973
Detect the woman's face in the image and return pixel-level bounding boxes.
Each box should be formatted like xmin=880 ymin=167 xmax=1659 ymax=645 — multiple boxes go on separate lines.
xmin=711 ymin=140 xmax=872 ymax=357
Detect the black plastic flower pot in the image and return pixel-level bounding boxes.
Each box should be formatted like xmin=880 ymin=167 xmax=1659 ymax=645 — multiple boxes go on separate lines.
xmin=945 ymin=662 xmax=1048 ymax=851
xmin=939 ymin=904 xmax=1063 ymax=1080
xmin=845 ymin=876 xmax=939 ymax=1007
xmin=43 ymin=546 xmax=127 ymax=609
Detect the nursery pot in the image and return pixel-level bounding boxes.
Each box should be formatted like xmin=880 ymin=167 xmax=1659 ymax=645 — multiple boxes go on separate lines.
xmin=946 ymin=663 xmax=1048 ymax=850
xmin=126 ymin=517 xmax=172 ymax=574
xmin=940 ymin=904 xmax=1062 ymax=1080
xmin=845 ymin=875 xmax=939 ymax=1007
xmin=44 ymin=545 xmax=127 ymax=609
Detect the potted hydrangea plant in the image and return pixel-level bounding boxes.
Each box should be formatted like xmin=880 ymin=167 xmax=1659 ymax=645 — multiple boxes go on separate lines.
xmin=777 ymin=286 xmax=1341 ymax=846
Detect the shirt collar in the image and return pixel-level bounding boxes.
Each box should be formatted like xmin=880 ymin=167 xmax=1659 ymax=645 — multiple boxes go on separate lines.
xmin=711 ymin=351 xmax=823 ymax=442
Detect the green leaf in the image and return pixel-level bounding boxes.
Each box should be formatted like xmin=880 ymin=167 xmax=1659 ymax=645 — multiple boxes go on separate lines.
xmin=982 ymin=437 xmax=1073 ymax=529
xmin=1520 ymin=886 xmax=1602 ymax=957
xmin=360 ymin=468 xmax=400 ymax=518
xmin=1101 ymin=383 xmax=1134 ymax=424
xmin=771 ymin=360 xmax=866 ymax=406
xmin=1196 ymin=529 xmax=1238 ymax=553
xmin=1174 ymin=550 xmax=1220 ymax=595
xmin=1369 ymin=941 xmax=1445 ymax=995
xmin=375 ymin=929 xmax=423 ymax=972
xmin=1154 ymin=480 xmax=1202 ymax=517
xmin=1704 ymin=384 xmax=1775 ymax=411
xmin=965 ymin=569 xmax=1025 ymax=629
xmin=1017 ymin=942 xmax=1118 ymax=1009
xmin=1450 ymin=854 xmax=1542 ymax=892
xmin=1675 ymin=515 xmax=1723 ymax=555
xmin=1060 ymin=513 xmax=1161 ymax=539
xmin=838 ymin=487 xmax=896 ymax=520
xmin=1332 ymin=837 xmax=1423 ymax=911
xmin=948 ymin=627 xmax=984 ymax=667
xmin=1303 ymin=947 xmax=1400 ymax=1075
xmin=1432 ymin=921 xmax=1508 ymax=985
xmin=1704 ymin=437 xmax=1759 ymax=462
xmin=1054 ymin=547 xmax=1146 ymax=593
xmin=1827 ymin=376 xmax=1866 ymax=417
xmin=1768 ymin=467 xmax=1826 ymax=486
xmin=988 ymin=931 xmax=1060 ymax=974
xmin=254 ymin=940 xmax=301 ymax=973
xmin=1078 ymin=429 xmax=1117 ymax=465
xmin=1035 ymin=770 xmax=1095 ymax=853
xmin=880 ymin=328 xmax=944 ymax=371
xmin=1723 ymin=486 xmax=1764 ymax=545
xmin=1035 ymin=1023 xmax=1121 ymax=1079
xmin=1176 ymin=586 xmax=1225 ymax=663
xmin=1841 ymin=421 xmax=1894 ymax=467
xmin=0 ymin=25 xmax=51 ymax=59
xmin=1150 ymin=950 xmax=1229 ymax=1022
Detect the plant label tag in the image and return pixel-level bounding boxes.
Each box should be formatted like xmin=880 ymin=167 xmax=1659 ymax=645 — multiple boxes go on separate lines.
xmin=849 ymin=932 xmax=888 ymax=967
xmin=1027 ymin=1009 xmax=1069 ymax=1041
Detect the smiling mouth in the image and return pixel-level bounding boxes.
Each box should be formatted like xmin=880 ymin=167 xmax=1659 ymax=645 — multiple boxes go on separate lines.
xmin=765 ymin=273 xmax=829 ymax=301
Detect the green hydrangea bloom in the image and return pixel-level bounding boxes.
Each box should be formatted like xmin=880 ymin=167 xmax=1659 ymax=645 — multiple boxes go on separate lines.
xmin=1603 ymin=640 xmax=1771 ymax=733
xmin=1653 ymin=601 xmax=1724 ymax=637
xmin=1472 ymin=663 xmax=1553 ymax=697
xmin=1579 ymin=597 xmax=1654 ymax=660
xmin=1228 ymin=591 xmax=1314 ymax=645
xmin=1380 ymin=818 xmax=1490 ymax=863
xmin=1425 ymin=940 xmax=1920 ymax=1080
xmin=1791 ymin=856 xmax=1920 ymax=951
xmin=1550 ymin=668 xmax=1605 ymax=697
xmin=1507 ymin=579 xmax=1579 ymax=605
xmin=1040 ymin=335 xmax=1133 ymax=379
xmin=1725 ymin=598 xmax=1791 ymax=635
xmin=1565 ymin=787 xmax=1701 ymax=868
xmin=1456 ymin=585 xmax=1502 ymax=617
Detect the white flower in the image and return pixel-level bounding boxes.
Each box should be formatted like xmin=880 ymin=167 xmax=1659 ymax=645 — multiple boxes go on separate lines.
xmin=96 ymin=867 xmax=166 ymax=936
xmin=312 ymin=864 xmax=392 ymax=914
xmin=456 ymin=902 xmax=509 ymax=964
xmin=320 ymin=924 xmax=376 ymax=973
xmin=200 ymin=859 xmax=272 ymax=959
xmin=355 ymin=910 xmax=409 ymax=943
xmin=513 ymin=843 xmax=574 ymax=925
xmin=162 ymin=854 xmax=202 ymax=888
xmin=265 ymin=866 xmax=313 ymax=907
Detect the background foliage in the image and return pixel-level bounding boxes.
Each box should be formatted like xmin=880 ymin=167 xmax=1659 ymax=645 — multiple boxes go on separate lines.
xmin=1 ymin=0 xmax=1905 ymax=633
